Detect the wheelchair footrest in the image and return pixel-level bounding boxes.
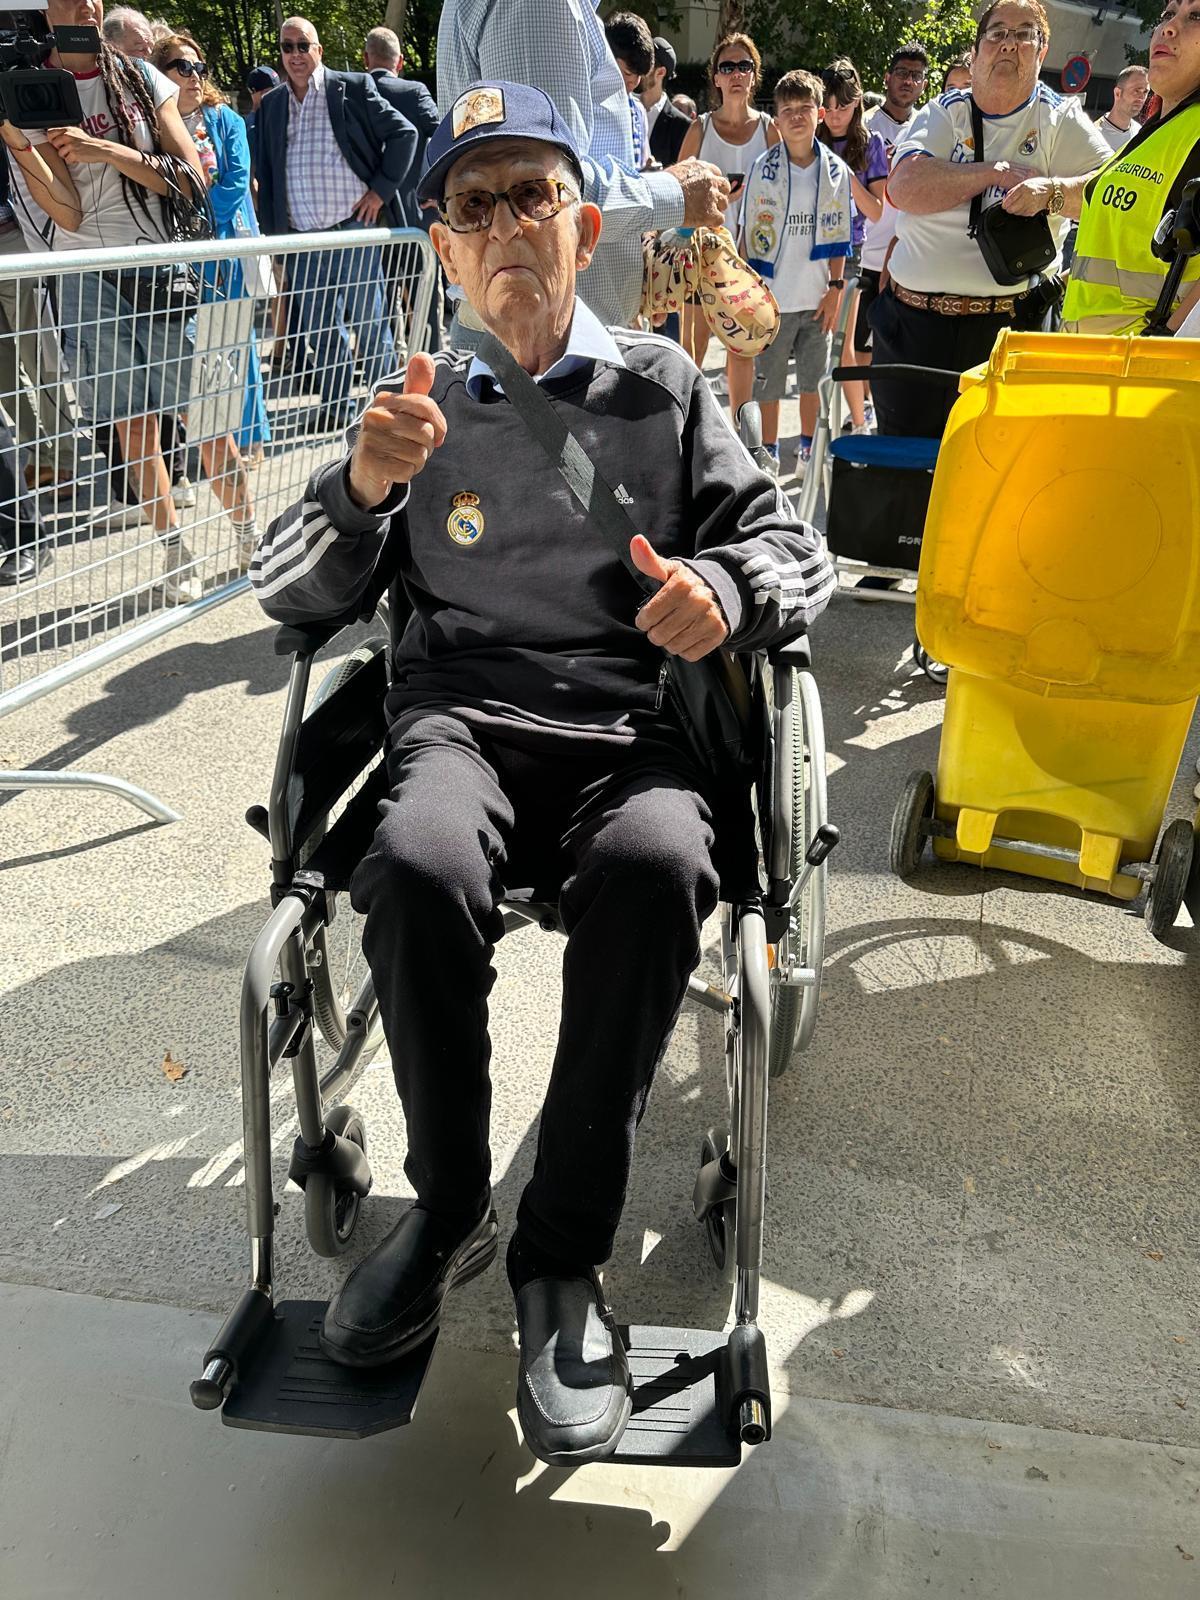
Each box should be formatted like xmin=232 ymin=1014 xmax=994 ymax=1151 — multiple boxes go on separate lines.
xmin=608 ymin=1326 xmax=744 ymax=1469
xmin=220 ymin=1299 xmax=437 ymax=1439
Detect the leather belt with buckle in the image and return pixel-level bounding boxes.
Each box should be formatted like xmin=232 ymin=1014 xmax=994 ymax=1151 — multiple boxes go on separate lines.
xmin=893 ymin=283 xmax=1019 ymax=316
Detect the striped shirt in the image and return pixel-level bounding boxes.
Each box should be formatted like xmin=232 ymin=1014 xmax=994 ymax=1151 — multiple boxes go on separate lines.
xmin=435 ymin=0 xmax=686 ymax=326
xmin=286 ymin=65 xmax=367 ymax=231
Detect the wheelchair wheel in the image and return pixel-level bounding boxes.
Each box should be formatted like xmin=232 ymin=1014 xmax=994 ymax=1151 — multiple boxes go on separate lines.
xmin=304 ymin=1104 xmax=368 ymax=1257
xmin=912 ymin=641 xmax=949 ymax=685
xmin=699 ymin=1126 xmax=736 ymax=1283
xmin=763 ymin=665 xmax=830 ymax=1077
xmin=302 ymin=643 xmax=388 ymax=1057
xmin=1145 ymin=818 xmax=1193 ymax=942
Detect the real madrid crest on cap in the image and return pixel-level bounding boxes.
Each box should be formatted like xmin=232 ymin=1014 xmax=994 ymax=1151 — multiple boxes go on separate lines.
xmin=447 ymin=490 xmax=485 ymax=547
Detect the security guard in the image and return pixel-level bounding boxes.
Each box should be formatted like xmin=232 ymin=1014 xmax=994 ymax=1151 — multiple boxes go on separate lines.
xmin=1064 ymin=0 xmax=1200 ymax=334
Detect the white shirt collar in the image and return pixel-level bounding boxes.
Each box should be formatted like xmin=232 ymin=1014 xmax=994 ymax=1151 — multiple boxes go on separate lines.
xmin=466 ymin=299 xmax=625 ymax=399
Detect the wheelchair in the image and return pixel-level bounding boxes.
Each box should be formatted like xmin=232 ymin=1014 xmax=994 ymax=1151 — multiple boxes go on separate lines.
xmin=189 ymin=610 xmax=837 ymax=1466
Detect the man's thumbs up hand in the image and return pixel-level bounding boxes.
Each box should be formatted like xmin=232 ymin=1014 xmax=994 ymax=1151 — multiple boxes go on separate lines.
xmin=631 ymin=534 xmax=730 ymax=662
xmin=348 ymin=355 xmax=448 ymax=510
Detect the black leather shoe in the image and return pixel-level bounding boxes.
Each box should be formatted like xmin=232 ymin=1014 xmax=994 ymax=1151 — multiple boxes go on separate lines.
xmin=515 ymin=1271 xmax=633 ymax=1465
xmin=0 ymin=544 xmax=52 ymax=585
xmin=320 ymin=1199 xmax=497 ymax=1368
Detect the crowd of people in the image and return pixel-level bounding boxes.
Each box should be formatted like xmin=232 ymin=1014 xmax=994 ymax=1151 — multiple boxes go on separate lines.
xmin=0 ymin=0 xmax=1197 ymax=592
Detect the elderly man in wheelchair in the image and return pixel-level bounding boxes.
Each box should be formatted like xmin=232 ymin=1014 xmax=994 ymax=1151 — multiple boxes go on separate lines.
xmin=236 ymin=82 xmax=835 ymax=1466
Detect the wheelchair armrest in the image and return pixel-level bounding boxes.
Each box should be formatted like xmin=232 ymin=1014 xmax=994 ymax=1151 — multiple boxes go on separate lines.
xmin=273 ymin=621 xmax=350 ymax=660
xmin=765 ymin=635 xmax=812 ymax=671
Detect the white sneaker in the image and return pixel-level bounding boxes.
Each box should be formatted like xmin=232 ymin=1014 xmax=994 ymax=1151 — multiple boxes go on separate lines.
xmin=98 ymin=501 xmax=151 ymax=531
xmin=162 ymin=539 xmax=202 ymax=604
xmin=794 ymin=441 xmax=812 ymax=480
xmin=172 ymin=477 xmax=197 ymax=510
xmin=849 ymin=421 xmax=875 ymax=436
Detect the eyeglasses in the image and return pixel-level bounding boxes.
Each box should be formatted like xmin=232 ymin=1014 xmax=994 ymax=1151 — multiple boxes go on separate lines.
xmin=979 ymin=24 xmax=1043 ymax=45
xmin=439 ymin=178 xmax=578 ymax=233
xmin=279 ymin=39 xmax=313 ymax=53
xmin=716 ymin=59 xmax=755 ymax=76
xmin=889 ymin=66 xmax=926 ymax=81
xmin=166 ymin=58 xmax=208 ymax=78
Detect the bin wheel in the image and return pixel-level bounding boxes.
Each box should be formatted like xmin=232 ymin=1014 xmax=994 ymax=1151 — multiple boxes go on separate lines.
xmin=304 ymin=1105 xmax=369 ymax=1257
xmin=699 ymin=1128 xmax=736 ymax=1284
xmin=1145 ymin=818 xmax=1193 ymax=942
xmin=891 ymin=770 xmax=935 ymax=878
xmin=912 ymin=642 xmax=949 ymax=685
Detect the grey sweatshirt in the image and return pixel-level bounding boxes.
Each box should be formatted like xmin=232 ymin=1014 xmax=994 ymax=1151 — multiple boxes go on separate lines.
xmin=252 ymin=330 xmax=835 ymax=746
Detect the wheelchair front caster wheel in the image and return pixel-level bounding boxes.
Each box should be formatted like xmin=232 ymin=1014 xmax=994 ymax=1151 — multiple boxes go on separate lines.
xmin=912 ymin=642 xmax=949 ymax=684
xmin=304 ymin=1105 xmax=369 ymax=1257
xmin=699 ymin=1129 xmax=736 ymax=1284
xmin=1145 ymin=818 xmax=1193 ymax=942
xmin=890 ymin=770 xmax=935 ymax=879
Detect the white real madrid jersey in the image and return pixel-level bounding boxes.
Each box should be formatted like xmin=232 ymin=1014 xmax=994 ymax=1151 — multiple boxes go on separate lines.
xmin=887 ymin=84 xmax=1112 ymax=296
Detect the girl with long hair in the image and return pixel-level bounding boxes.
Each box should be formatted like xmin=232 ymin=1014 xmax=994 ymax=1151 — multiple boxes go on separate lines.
xmin=677 ymin=31 xmax=779 ymax=411
xmin=818 ymin=58 xmax=888 ymax=432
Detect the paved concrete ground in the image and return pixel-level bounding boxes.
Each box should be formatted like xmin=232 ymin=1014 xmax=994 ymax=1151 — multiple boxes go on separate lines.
xmin=1 ymin=383 xmax=1199 ymax=1595
xmin=3 ymin=1282 xmax=1199 ymax=1600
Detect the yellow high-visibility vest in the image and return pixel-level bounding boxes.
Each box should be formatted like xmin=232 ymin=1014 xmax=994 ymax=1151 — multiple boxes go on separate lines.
xmin=1063 ymin=104 xmax=1200 ymax=334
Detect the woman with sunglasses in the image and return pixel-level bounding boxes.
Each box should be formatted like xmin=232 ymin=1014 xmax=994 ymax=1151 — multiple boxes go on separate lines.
xmin=677 ymin=31 xmax=779 ymax=392
xmin=1062 ymin=0 xmax=1200 ymax=334
xmin=817 ymin=59 xmax=888 ymax=433
xmin=153 ymin=33 xmax=270 ymax=482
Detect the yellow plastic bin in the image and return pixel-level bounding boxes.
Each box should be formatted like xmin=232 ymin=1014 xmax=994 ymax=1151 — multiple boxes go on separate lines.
xmin=892 ymin=329 xmax=1200 ymax=936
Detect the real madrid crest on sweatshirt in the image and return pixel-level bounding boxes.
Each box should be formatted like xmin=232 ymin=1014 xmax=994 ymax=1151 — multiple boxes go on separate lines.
xmin=252 ymin=329 xmax=834 ymax=748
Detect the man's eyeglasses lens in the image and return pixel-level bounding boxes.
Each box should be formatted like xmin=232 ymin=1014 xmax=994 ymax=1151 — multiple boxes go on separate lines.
xmin=981 ymin=25 xmax=1042 ymax=44
xmin=441 ymin=179 xmax=576 ymax=232
xmin=280 ymin=39 xmax=312 ymax=53
xmin=717 ymin=60 xmax=755 ymax=75
xmin=891 ymin=67 xmax=925 ymax=80
xmin=168 ymin=58 xmax=207 ymax=77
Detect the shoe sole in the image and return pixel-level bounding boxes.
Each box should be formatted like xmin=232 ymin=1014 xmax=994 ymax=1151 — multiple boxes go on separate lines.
xmin=318 ymin=1228 xmax=498 ymax=1369
xmin=517 ymin=1387 xmax=634 ymax=1467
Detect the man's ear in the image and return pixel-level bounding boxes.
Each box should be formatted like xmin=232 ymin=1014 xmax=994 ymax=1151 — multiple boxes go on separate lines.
xmin=576 ymin=203 xmax=602 ymax=269
xmin=430 ymin=220 xmax=461 ymax=286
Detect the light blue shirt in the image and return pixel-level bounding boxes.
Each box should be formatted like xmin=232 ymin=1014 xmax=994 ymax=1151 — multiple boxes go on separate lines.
xmin=465 ymin=298 xmax=625 ymax=398
xmin=436 ymin=0 xmax=685 ymax=326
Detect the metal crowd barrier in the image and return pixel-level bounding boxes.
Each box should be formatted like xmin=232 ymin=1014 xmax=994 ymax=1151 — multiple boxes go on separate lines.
xmin=0 ymin=226 xmax=437 ymax=821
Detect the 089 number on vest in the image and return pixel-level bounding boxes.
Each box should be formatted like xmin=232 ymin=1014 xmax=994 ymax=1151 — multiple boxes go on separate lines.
xmin=1101 ymin=183 xmax=1138 ymax=212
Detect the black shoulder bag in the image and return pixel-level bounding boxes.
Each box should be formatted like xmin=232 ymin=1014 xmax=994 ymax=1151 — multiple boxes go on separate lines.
xmin=967 ymin=97 xmax=1056 ymax=285
xmin=476 ymin=332 xmax=758 ymax=786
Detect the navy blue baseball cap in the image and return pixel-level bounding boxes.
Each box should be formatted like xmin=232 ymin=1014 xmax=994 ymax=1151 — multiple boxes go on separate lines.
xmin=417 ymin=80 xmax=584 ymax=208
xmin=246 ymin=65 xmax=279 ymax=91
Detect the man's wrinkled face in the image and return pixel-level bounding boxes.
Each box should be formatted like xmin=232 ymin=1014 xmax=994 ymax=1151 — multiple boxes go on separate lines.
xmin=1115 ymin=70 xmax=1149 ymax=114
xmin=973 ymin=4 xmax=1048 ymax=106
xmin=430 ymin=138 xmax=600 ymax=339
xmin=280 ymin=21 xmax=321 ymax=90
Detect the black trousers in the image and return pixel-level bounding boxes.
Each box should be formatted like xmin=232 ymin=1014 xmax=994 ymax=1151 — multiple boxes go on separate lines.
xmin=868 ymin=284 xmax=1017 ymax=439
xmin=350 ymin=713 xmax=721 ymax=1264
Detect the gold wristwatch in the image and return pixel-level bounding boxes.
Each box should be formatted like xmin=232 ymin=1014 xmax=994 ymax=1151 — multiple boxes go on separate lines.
xmin=1048 ymin=180 xmax=1065 ymax=216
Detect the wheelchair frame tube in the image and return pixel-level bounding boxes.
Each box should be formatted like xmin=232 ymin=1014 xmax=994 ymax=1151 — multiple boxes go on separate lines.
xmin=239 ymin=893 xmax=309 ymax=1264
xmin=734 ymin=905 xmax=771 ymax=1326
xmin=268 ymin=653 xmax=316 ymax=870
xmin=769 ymin=664 xmax=797 ymax=886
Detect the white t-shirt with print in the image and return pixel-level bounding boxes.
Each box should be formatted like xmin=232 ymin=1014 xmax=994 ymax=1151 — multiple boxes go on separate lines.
xmin=888 ymin=83 xmax=1113 ymax=295
xmin=764 ymin=155 xmax=832 ymax=314
xmin=861 ymin=103 xmax=914 ymax=272
xmin=11 ymin=60 xmax=177 ymax=251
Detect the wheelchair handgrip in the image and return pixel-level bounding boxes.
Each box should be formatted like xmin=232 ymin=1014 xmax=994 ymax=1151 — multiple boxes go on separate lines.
xmin=806 ymin=823 xmax=840 ymax=866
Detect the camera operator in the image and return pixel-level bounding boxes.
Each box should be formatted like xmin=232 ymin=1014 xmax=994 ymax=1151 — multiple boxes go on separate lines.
xmin=7 ymin=0 xmax=211 ymax=603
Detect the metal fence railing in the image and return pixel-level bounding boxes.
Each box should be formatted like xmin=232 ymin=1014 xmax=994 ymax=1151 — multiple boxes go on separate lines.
xmin=0 ymin=226 xmax=437 ymax=821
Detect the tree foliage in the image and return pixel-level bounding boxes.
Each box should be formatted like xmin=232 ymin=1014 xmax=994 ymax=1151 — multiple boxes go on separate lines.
xmin=719 ymin=0 xmax=977 ymax=87
xmin=171 ymin=0 xmax=443 ymax=93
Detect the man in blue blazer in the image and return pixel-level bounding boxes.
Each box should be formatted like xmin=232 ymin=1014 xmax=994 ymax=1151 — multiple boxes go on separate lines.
xmin=255 ymin=15 xmax=419 ymax=428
